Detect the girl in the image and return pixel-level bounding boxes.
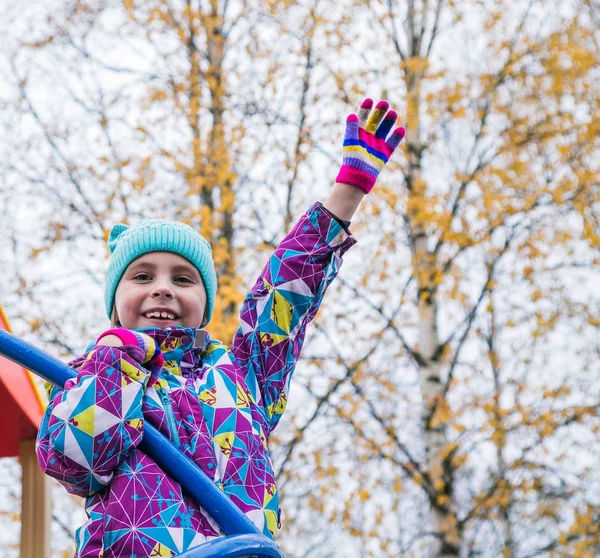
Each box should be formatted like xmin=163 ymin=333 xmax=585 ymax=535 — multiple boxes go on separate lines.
xmin=36 ymin=99 xmax=405 ymax=557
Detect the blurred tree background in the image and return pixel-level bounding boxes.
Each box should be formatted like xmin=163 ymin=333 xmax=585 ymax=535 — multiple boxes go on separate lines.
xmin=0 ymin=0 xmax=599 ymax=556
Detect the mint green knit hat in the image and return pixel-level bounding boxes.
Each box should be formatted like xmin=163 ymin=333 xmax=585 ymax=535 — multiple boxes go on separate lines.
xmin=105 ymin=219 xmax=217 ymax=326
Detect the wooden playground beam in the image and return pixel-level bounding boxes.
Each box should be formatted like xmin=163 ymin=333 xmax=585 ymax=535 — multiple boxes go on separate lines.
xmin=19 ymin=438 xmax=51 ymax=558
xmin=0 ymin=305 xmax=50 ymax=558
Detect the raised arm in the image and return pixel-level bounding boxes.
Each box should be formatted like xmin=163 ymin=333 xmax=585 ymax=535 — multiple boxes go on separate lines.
xmin=231 ymin=202 xmax=355 ymax=434
xmin=231 ymin=99 xmax=405 ymax=434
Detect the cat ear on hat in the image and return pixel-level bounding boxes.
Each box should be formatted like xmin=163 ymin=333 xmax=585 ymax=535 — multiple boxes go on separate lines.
xmin=107 ymin=223 xmax=129 ymax=254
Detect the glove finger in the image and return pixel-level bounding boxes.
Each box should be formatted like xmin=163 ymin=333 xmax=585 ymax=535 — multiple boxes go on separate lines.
xmin=343 ymin=113 xmax=360 ymax=142
xmin=127 ymin=330 xmax=163 ymax=366
xmin=375 ymin=110 xmax=397 ymax=139
xmin=385 ymin=126 xmax=406 ymax=152
xmin=358 ymin=98 xmax=373 ymax=129
xmin=144 ymin=336 xmax=162 ymax=361
xmin=365 ymin=100 xmax=390 ymax=134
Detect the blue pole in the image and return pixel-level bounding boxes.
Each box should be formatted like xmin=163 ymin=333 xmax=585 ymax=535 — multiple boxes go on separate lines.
xmin=0 ymin=329 xmax=264 ymax=538
xmin=177 ymin=534 xmax=283 ymax=558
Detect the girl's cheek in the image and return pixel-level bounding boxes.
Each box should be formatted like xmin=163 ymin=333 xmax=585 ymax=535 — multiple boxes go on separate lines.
xmin=116 ymin=288 xmax=140 ymax=316
xmin=121 ymin=297 xmax=139 ymax=315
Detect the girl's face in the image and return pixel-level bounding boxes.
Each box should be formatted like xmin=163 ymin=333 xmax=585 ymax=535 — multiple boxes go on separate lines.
xmin=114 ymin=251 xmax=207 ymax=330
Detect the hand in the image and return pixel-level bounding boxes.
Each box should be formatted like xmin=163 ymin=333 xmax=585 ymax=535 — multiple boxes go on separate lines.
xmin=96 ymin=328 xmax=164 ymax=375
xmin=335 ymin=98 xmax=406 ymax=194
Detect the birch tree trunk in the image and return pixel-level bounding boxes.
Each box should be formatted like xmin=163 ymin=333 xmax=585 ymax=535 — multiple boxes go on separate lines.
xmin=406 ymin=110 xmax=460 ymax=558
xmin=402 ymin=7 xmax=460 ymax=549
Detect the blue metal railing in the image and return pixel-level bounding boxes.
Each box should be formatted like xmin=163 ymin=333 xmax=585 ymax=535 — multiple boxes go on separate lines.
xmin=0 ymin=329 xmax=284 ymax=558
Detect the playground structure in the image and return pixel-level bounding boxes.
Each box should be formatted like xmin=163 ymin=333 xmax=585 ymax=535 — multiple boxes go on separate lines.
xmin=0 ymin=308 xmax=284 ymax=558
xmin=0 ymin=306 xmax=51 ymax=558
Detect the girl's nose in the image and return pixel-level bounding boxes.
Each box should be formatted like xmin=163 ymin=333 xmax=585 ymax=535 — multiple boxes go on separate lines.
xmin=151 ymin=284 xmax=174 ymax=299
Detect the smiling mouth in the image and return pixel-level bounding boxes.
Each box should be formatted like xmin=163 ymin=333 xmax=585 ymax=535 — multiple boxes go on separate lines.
xmin=143 ymin=311 xmax=178 ymax=320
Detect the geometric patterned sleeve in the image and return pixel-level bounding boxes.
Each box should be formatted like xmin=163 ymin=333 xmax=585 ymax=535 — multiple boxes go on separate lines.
xmin=35 ymin=345 xmax=150 ymax=497
xmin=231 ymin=202 xmax=357 ymax=434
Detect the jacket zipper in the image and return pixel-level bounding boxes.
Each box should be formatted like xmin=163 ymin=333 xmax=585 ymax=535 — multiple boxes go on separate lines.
xmin=157 ymin=387 xmax=181 ymax=448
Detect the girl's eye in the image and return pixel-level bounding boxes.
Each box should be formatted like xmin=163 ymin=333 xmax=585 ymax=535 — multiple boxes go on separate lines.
xmin=175 ymin=276 xmax=193 ymax=283
xmin=133 ymin=273 xmax=152 ymax=281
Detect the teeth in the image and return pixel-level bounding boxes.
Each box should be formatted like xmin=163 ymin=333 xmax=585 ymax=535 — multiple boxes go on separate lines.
xmin=145 ymin=311 xmax=175 ymax=320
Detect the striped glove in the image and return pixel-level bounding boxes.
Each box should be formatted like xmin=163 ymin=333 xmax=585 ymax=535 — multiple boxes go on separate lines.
xmin=335 ymin=98 xmax=406 ymax=194
xmin=97 ymin=328 xmax=164 ymax=376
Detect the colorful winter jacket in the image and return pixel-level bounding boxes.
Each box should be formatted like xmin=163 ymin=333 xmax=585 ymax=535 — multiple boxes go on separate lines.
xmin=36 ymin=202 xmax=356 ymax=558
